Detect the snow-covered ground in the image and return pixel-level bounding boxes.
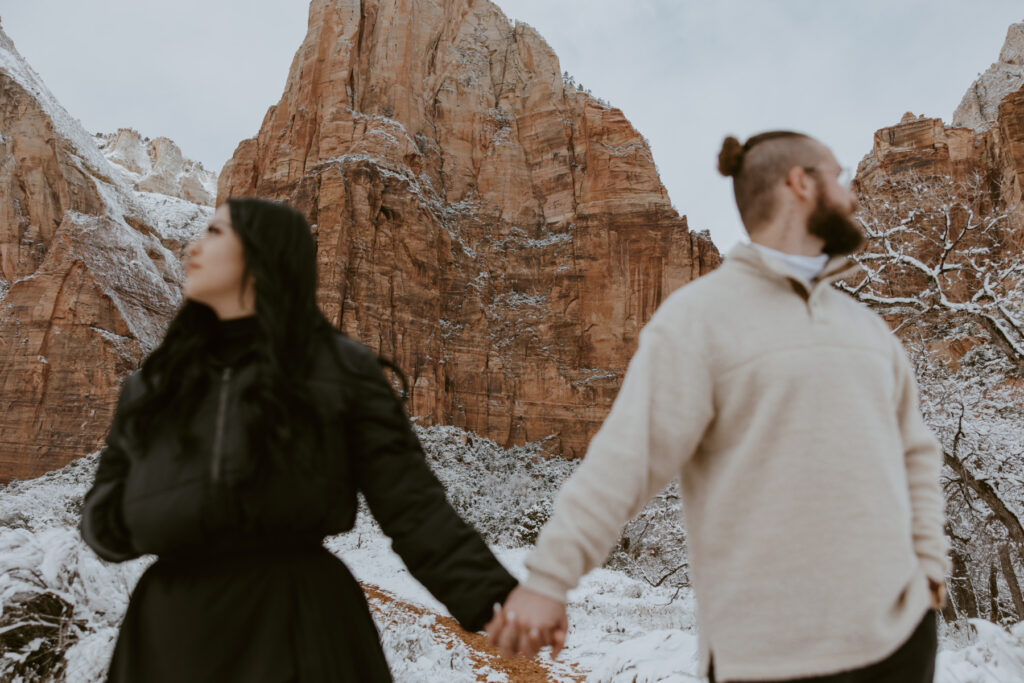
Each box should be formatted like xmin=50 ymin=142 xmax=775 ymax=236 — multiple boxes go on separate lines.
xmin=1 ymin=429 xmax=1023 ymax=682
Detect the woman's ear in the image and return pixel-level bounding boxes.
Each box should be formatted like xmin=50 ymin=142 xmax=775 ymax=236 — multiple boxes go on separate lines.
xmin=237 ymin=271 xmax=256 ymax=311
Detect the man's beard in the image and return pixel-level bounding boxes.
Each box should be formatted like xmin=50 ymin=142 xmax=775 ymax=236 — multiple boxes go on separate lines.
xmin=807 ymin=192 xmax=863 ymax=256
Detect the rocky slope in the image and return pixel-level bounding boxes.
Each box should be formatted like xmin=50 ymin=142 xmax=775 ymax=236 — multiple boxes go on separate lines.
xmin=97 ymin=128 xmax=217 ymax=205
xmin=218 ymin=0 xmax=720 ymax=456
xmin=953 ymin=22 xmax=1024 ymax=132
xmin=0 ymin=23 xmax=211 ymax=482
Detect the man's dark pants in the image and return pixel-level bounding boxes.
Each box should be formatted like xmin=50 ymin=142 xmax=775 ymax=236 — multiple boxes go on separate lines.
xmin=708 ymin=611 xmax=937 ymax=683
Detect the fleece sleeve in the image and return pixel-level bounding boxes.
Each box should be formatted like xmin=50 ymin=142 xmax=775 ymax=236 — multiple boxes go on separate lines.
xmin=523 ymin=318 xmax=714 ymax=602
xmin=892 ymin=338 xmax=950 ymax=583
xmin=80 ymin=374 xmax=142 ymax=563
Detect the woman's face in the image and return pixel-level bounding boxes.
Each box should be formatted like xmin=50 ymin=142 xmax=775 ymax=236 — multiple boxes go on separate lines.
xmin=183 ymin=204 xmax=255 ymax=318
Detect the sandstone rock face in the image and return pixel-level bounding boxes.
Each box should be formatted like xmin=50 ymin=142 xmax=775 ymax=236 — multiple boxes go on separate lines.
xmin=861 ymin=25 xmax=1024 ymax=233
xmin=859 ymin=113 xmax=983 ymax=184
xmin=0 ymin=32 xmax=107 ymax=285
xmin=855 ymin=96 xmax=1023 ymax=298
xmin=858 ymin=96 xmax=1023 ymax=234
xmin=98 ymin=128 xmax=217 ymax=206
xmin=218 ymin=0 xmax=720 ymax=457
xmin=853 ymin=51 xmax=1024 ymax=367
xmin=0 ymin=26 xmax=211 ymax=482
xmin=953 ymin=22 xmax=1024 ymax=131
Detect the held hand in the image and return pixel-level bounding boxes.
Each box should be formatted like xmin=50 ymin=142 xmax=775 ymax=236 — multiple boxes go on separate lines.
xmin=928 ymin=578 xmax=947 ymax=610
xmin=485 ymin=586 xmax=568 ymax=659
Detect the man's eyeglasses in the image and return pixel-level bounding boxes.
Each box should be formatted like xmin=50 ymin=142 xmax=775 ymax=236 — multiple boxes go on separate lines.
xmin=803 ymin=165 xmax=854 ymax=190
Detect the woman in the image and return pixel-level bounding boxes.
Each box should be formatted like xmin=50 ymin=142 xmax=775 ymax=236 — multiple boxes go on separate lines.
xmin=80 ymin=198 xmax=517 ymax=682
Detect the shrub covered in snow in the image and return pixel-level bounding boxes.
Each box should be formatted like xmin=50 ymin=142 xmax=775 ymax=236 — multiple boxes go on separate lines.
xmin=415 ymin=425 xmax=691 ymax=591
xmin=606 ymin=482 xmax=689 ymax=594
xmin=414 ymin=425 xmax=577 ymax=547
xmin=0 ymin=454 xmax=151 ymax=683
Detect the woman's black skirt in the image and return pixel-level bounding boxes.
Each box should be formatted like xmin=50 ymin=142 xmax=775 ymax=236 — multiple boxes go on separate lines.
xmin=106 ymin=543 xmax=392 ymax=682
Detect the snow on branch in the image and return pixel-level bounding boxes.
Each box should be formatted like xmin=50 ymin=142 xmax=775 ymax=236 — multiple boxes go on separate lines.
xmin=841 ymin=171 xmax=1024 ymax=368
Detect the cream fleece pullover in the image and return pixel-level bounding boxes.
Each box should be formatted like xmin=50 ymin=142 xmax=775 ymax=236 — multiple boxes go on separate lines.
xmin=524 ymin=243 xmax=949 ymax=682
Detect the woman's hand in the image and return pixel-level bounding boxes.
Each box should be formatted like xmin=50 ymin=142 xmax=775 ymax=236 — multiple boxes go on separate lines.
xmin=485 ymin=586 xmax=568 ymax=659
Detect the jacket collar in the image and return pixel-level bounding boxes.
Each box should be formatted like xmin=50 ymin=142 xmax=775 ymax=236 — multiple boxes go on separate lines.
xmin=210 ymin=315 xmax=262 ymax=369
xmin=726 ymin=242 xmax=862 ymax=299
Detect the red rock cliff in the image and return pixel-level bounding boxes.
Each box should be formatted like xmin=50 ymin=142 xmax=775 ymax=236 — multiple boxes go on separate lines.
xmin=0 ymin=25 xmax=211 ymax=482
xmin=859 ymin=22 xmax=1024 ymax=221
xmin=218 ymin=0 xmax=721 ymax=457
xmin=852 ymin=23 xmax=1024 ymax=368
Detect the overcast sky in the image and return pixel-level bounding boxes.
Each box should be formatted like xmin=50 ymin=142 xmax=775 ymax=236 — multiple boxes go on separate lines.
xmin=3 ymin=1 xmax=1022 ymax=252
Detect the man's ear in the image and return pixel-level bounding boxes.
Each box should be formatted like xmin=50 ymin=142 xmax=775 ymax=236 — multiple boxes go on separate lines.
xmin=785 ymin=166 xmax=816 ymax=202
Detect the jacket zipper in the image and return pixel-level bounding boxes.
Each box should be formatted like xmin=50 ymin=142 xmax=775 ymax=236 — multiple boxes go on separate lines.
xmin=211 ymin=366 xmax=232 ymax=484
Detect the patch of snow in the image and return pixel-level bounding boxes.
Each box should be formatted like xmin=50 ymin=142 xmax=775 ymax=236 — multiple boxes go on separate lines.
xmin=491 ymin=226 xmax=573 ymax=252
xmin=96 ymin=130 xmax=217 ymax=206
xmin=521 ymin=232 xmax=573 ymax=248
xmin=936 ymin=620 xmax=1024 ymax=683
xmin=492 ymin=291 xmax=548 ymax=310
xmin=599 ymin=140 xmax=653 ymax=162
xmin=586 ymin=630 xmax=701 ymax=682
xmin=573 ymin=369 xmax=618 ymax=387
xmin=62 ymin=209 xmax=181 ymax=351
xmin=468 ymin=271 xmax=489 ymax=293
xmin=370 ymin=592 xmax=482 ymax=682
xmin=130 ymin=191 xmax=211 ymax=245
xmin=439 ymin=319 xmax=464 ymax=342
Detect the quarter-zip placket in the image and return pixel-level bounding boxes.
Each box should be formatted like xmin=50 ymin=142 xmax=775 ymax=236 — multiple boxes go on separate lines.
xmin=210 ymin=366 xmax=233 ymax=484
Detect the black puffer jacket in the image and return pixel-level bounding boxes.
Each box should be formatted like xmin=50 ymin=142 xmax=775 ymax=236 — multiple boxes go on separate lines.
xmin=81 ymin=321 xmax=515 ymax=653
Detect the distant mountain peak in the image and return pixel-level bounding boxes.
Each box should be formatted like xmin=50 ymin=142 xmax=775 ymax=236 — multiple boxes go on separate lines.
xmin=952 ymin=21 xmax=1024 ymax=130
xmin=97 ymin=128 xmax=217 ymax=206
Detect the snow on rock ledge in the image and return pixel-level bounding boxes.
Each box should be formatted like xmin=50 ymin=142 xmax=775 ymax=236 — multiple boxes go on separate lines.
xmin=97 ymin=129 xmax=217 ymax=206
xmin=952 ymin=22 xmax=1024 ymax=130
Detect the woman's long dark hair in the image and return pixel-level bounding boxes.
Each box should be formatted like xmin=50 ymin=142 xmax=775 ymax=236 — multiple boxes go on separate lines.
xmin=122 ymin=198 xmax=405 ymax=481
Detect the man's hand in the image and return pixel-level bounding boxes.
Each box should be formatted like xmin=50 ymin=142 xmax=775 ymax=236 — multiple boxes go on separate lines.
xmin=928 ymin=578 xmax=946 ymax=610
xmin=485 ymin=585 xmax=568 ymax=659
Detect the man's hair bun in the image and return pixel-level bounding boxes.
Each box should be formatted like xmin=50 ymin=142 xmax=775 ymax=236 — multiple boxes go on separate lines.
xmin=717 ymin=136 xmax=744 ymax=177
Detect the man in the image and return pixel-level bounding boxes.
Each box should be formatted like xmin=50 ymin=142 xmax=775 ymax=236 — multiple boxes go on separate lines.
xmin=486 ymin=132 xmax=949 ymax=682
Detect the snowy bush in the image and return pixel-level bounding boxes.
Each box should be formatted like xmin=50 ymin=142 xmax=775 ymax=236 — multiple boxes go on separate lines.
xmin=605 ymin=482 xmax=689 ymax=594
xmin=0 ymin=505 xmax=150 ymax=682
xmin=415 ymin=425 xmax=577 ymax=547
xmin=512 ymin=501 xmax=552 ymax=546
xmin=417 ymin=425 xmax=690 ymax=591
xmin=0 ymin=455 xmax=98 ymax=532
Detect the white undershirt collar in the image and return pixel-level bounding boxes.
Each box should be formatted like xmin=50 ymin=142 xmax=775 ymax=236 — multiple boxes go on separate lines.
xmin=749 ymin=242 xmax=829 ymax=283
